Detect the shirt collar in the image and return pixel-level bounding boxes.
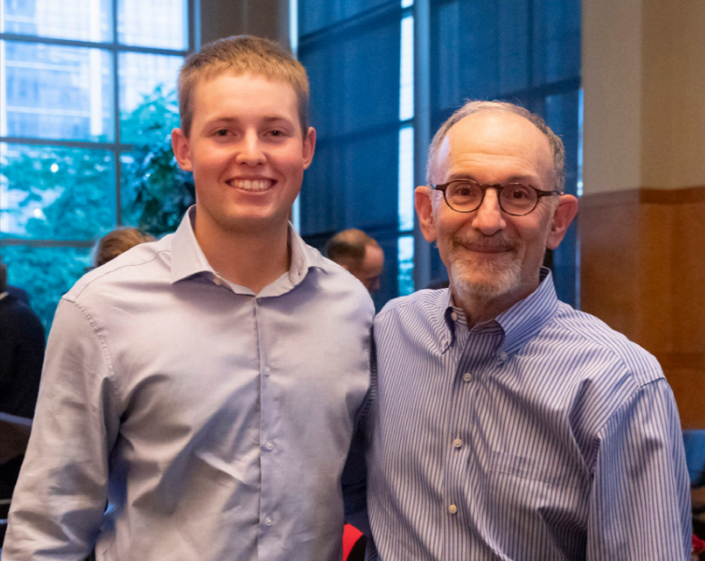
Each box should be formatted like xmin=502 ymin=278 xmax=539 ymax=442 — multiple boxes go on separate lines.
xmin=170 ymin=206 xmax=328 ymax=288
xmin=441 ymin=267 xmax=559 ymax=356
xmin=494 ymin=267 xmax=559 ymax=356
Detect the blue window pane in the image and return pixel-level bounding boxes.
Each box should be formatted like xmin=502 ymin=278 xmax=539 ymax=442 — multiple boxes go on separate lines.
xmin=118 ymin=53 xmax=183 ymax=144
xmin=0 ymin=143 xmax=116 ymax=240
xmin=399 ymin=14 xmax=414 ymax=121
xmin=398 ymin=125 xmax=414 ymax=231
xmin=1 ymin=41 xmax=114 ymax=141
xmin=0 ymin=245 xmax=92 ymax=331
xmin=398 ymin=235 xmax=414 ymax=295
xmin=1 ymin=0 xmax=112 ymax=42
xmin=118 ymin=0 xmax=188 ymax=50
xmin=299 ymin=0 xmax=394 ymax=36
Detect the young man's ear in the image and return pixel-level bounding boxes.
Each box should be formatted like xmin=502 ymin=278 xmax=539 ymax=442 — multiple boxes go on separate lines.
xmin=171 ymin=128 xmax=193 ymax=172
xmin=415 ymin=186 xmax=438 ymax=243
xmin=546 ymin=194 xmax=579 ymax=250
xmin=302 ymin=126 xmax=316 ymax=170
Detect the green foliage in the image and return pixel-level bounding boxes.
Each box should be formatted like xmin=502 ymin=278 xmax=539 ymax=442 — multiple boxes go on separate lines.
xmin=1 ymin=146 xmax=115 ymax=240
xmin=120 ymin=86 xmax=195 ymax=238
xmin=2 ymin=245 xmax=92 ymax=331
xmin=1 ymin=85 xmax=194 ymax=330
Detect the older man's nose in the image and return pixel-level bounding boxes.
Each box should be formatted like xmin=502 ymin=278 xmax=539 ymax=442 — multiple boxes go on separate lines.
xmin=471 ymin=188 xmax=506 ymax=235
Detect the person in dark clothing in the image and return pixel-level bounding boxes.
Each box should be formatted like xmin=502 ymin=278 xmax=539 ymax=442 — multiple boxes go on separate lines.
xmin=0 ymin=261 xmax=45 ymax=498
xmin=6 ymin=285 xmax=30 ymax=307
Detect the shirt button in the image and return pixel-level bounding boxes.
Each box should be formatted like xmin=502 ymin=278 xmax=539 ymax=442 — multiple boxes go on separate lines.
xmin=450 ymin=311 xmax=458 ymax=321
xmin=453 ymin=438 xmax=463 ymax=449
xmin=463 ymin=372 xmax=472 ymax=382
xmin=264 ymin=441 xmax=274 ymax=451
xmin=213 ymin=277 xmax=222 ymax=286
xmin=498 ymin=351 xmax=509 ymax=362
xmin=264 ymin=517 xmax=273 ymax=526
xmin=449 ymin=504 xmax=458 ymax=515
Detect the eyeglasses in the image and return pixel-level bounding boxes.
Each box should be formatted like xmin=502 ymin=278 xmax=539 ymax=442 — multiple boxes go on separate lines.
xmin=430 ymin=180 xmax=561 ymax=216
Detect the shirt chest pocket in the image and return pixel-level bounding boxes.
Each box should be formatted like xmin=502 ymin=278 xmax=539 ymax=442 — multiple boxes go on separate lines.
xmin=489 ymin=450 xmax=579 ymax=488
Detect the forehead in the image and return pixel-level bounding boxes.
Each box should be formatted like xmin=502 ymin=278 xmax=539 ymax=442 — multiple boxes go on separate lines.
xmin=437 ymin=111 xmax=554 ymax=186
xmin=190 ymin=72 xmax=299 ymax=124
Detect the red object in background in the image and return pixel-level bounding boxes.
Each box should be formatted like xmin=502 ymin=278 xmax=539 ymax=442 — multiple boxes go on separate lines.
xmin=694 ymin=534 xmax=705 ymax=555
xmin=343 ymin=524 xmax=364 ymax=560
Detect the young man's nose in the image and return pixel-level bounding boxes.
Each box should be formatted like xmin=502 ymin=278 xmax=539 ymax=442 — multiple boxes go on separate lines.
xmin=236 ymin=131 xmax=266 ymax=165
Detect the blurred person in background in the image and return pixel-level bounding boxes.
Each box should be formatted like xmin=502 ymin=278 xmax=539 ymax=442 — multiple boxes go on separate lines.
xmin=327 ymin=229 xmax=384 ymax=294
xmin=92 ymin=227 xmax=155 ymax=268
xmin=0 ymin=259 xmax=45 ymax=498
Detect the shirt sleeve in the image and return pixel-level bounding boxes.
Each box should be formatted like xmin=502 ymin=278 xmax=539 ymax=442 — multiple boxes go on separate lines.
xmin=4 ymin=298 xmax=121 ymax=560
xmin=587 ymin=378 xmax=692 ymax=560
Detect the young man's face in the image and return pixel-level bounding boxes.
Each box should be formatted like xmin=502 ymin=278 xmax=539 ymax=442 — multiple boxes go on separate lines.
xmin=172 ymin=73 xmax=315 ymax=239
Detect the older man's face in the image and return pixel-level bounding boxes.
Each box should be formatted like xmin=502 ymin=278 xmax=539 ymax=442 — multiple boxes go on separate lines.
xmin=417 ymin=111 xmax=574 ymax=308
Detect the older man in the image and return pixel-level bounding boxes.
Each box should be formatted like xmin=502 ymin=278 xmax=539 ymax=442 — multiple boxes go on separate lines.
xmin=364 ymin=101 xmax=691 ymax=560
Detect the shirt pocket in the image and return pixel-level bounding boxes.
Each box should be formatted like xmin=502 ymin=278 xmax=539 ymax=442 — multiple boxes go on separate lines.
xmin=489 ymin=450 xmax=577 ymax=488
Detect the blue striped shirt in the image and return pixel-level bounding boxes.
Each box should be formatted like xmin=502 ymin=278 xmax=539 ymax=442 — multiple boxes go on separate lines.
xmin=366 ymin=269 xmax=691 ymax=560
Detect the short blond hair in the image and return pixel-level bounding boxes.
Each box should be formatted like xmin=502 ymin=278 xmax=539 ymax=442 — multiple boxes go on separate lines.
xmin=178 ymin=35 xmax=310 ymax=138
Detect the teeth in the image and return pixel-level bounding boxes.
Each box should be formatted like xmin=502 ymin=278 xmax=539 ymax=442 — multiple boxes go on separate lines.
xmin=229 ymin=179 xmax=273 ymax=191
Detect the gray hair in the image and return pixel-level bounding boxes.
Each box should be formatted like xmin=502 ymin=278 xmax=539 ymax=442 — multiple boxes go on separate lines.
xmin=425 ymin=100 xmax=565 ymax=192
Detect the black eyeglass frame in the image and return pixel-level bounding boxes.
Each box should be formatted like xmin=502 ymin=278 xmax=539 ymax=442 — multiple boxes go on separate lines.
xmin=430 ymin=180 xmax=562 ymax=216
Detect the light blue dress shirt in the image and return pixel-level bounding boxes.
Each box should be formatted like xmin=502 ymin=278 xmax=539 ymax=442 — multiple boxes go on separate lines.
xmin=5 ymin=209 xmax=374 ymax=561
xmin=366 ymin=269 xmax=691 ymax=560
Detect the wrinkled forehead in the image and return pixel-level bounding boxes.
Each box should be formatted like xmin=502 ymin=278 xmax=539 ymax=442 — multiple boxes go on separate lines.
xmin=437 ymin=111 xmax=555 ymax=187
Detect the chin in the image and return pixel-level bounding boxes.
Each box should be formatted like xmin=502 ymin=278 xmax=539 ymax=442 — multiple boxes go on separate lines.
xmin=449 ymin=259 xmax=523 ymax=302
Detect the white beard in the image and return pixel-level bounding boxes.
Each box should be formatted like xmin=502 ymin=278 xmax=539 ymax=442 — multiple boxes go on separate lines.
xmin=443 ymin=230 xmax=526 ymax=303
xmin=447 ymin=246 xmax=523 ymax=302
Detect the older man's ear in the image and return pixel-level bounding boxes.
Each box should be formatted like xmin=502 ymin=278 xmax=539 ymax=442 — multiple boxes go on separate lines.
xmin=546 ymin=194 xmax=579 ymax=250
xmin=415 ymin=186 xmax=438 ymax=243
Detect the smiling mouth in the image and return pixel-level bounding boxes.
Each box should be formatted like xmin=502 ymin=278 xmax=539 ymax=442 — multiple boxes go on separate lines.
xmin=227 ymin=178 xmax=275 ymax=192
xmin=465 ymin=245 xmax=512 ymax=254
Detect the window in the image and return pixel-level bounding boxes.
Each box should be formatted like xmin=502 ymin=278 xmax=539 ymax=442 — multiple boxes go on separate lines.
xmin=0 ymin=0 xmax=195 ymax=328
xmin=296 ymin=0 xmax=582 ymax=307
xmin=296 ymin=0 xmax=412 ymax=310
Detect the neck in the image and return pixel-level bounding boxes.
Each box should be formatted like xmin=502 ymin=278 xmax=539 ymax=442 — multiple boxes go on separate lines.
xmin=451 ymin=279 xmax=539 ymax=328
xmin=194 ymin=217 xmax=291 ymax=294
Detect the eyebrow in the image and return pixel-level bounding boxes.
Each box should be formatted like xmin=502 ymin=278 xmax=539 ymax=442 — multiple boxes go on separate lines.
xmin=446 ymin=173 xmax=539 ymax=185
xmin=207 ymin=116 xmax=295 ymax=125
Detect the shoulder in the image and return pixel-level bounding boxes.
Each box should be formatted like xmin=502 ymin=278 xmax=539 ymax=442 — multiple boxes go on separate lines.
xmin=0 ymin=296 xmax=44 ymax=335
xmin=305 ymin=245 xmax=374 ymax=305
xmin=546 ymin=302 xmax=663 ymax=389
xmin=373 ymin=289 xmax=449 ymax=344
xmin=376 ymin=289 xmax=447 ymax=323
xmin=66 ymin=235 xmax=172 ymax=305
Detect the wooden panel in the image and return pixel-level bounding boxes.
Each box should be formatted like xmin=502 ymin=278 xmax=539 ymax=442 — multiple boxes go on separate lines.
xmin=580 ymin=187 xmax=705 ymax=428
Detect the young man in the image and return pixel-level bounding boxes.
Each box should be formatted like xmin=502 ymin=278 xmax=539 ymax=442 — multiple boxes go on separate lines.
xmin=363 ymin=101 xmax=690 ymax=559
xmin=5 ymin=36 xmax=374 ymax=561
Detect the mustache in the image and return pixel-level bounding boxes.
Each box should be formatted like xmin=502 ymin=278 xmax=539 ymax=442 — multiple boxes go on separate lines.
xmin=452 ymin=233 xmax=517 ymax=251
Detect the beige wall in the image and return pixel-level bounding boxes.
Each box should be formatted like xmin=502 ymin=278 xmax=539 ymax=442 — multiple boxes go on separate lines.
xmin=582 ymin=0 xmax=705 ymax=428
